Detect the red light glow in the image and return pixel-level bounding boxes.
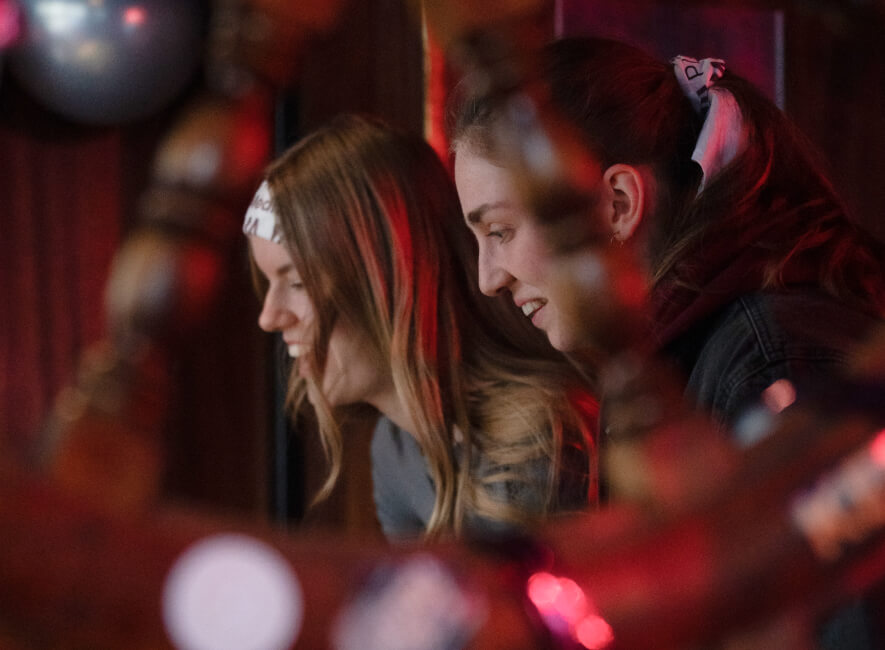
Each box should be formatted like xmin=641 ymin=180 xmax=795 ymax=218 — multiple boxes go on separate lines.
xmin=762 ymin=378 xmax=797 ymax=413
xmin=575 ymin=615 xmax=615 ymax=650
xmin=554 ymin=577 xmax=587 ymax=621
xmin=527 ymin=571 xmax=614 ymax=650
xmin=869 ymin=429 xmax=885 ymax=466
xmin=0 ymin=0 xmax=22 ymax=49
xmin=526 ymin=571 xmax=560 ymax=609
xmin=123 ymin=6 xmax=146 ymax=27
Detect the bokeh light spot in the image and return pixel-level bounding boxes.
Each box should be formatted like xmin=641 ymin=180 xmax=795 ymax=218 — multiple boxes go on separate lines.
xmin=123 ymin=5 xmax=146 ymax=27
xmin=869 ymin=429 xmax=885 ymax=466
xmin=575 ymin=614 xmax=615 ymax=650
xmin=527 ymin=571 xmax=614 ymax=649
xmin=762 ymin=378 xmax=796 ymax=413
xmin=162 ymin=533 xmax=303 ymax=650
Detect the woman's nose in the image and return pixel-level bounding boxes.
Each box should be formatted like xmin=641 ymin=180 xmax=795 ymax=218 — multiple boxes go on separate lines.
xmin=477 ymin=249 xmax=512 ymax=297
xmin=258 ymin=291 xmax=295 ymax=332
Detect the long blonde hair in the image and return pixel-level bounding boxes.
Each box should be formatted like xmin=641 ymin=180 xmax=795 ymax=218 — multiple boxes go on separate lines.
xmin=264 ymin=114 xmax=596 ymax=536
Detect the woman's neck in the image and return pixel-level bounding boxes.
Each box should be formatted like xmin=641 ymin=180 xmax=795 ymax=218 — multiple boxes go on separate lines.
xmin=369 ymin=388 xmax=418 ymax=435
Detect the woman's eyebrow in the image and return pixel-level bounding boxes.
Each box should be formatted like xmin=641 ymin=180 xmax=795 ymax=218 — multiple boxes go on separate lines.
xmin=274 ymin=262 xmax=295 ymax=277
xmin=466 ymin=201 xmax=510 ymax=224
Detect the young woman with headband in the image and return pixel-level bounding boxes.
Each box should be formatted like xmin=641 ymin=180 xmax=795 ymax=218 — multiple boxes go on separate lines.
xmin=243 ymin=114 xmax=598 ymax=541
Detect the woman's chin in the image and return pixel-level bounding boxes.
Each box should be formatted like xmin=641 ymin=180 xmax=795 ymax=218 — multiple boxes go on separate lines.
xmin=543 ymin=325 xmax=566 ymax=352
xmin=546 ymin=326 xmax=583 ymax=355
xmin=307 ymin=384 xmax=346 ymax=409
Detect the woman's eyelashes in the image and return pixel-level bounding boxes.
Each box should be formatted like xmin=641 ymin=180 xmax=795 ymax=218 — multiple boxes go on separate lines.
xmin=285 ymin=272 xmax=305 ymax=290
xmin=486 ymin=224 xmax=512 ymax=241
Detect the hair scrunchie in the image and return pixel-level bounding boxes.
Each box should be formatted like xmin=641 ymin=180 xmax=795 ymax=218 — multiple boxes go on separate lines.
xmin=672 ymin=55 xmax=747 ymax=192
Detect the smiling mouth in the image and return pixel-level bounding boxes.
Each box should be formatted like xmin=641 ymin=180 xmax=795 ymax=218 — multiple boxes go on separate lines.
xmin=521 ymin=299 xmax=546 ymax=319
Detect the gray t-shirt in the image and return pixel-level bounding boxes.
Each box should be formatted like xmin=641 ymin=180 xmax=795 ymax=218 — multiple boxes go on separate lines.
xmin=370 ymin=416 xmax=584 ymax=541
xmin=371 ymin=417 xmax=437 ymax=540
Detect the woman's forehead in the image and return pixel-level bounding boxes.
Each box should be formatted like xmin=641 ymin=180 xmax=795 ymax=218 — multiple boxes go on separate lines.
xmin=250 ymin=236 xmax=297 ymax=278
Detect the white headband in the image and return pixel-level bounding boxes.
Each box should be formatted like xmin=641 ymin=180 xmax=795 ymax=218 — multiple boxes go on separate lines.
xmin=243 ymin=180 xmax=284 ymax=244
xmin=672 ymin=55 xmax=747 ymax=193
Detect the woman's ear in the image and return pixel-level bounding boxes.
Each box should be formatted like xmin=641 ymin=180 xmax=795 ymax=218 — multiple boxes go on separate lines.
xmin=602 ymin=164 xmax=648 ymax=242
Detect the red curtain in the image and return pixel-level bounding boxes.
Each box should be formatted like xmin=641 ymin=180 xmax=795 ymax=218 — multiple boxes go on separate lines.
xmin=0 ymin=83 xmax=123 ymax=458
xmin=0 ymin=78 xmax=272 ymax=515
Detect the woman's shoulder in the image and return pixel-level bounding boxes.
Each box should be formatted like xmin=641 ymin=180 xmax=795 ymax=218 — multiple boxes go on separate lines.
xmin=370 ymin=416 xmax=435 ymax=540
xmin=370 ymin=416 xmax=424 ymax=465
xmin=684 ymin=289 xmax=879 ymax=371
xmin=737 ymin=291 xmax=881 ymax=354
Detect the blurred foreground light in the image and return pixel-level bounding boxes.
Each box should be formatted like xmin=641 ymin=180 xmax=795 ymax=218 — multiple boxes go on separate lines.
xmin=870 ymin=429 xmax=885 ymax=466
xmin=162 ymin=533 xmax=303 ymax=650
xmin=575 ymin=615 xmax=616 ymax=650
xmin=527 ymin=571 xmax=614 ymax=649
xmin=0 ymin=0 xmax=21 ymax=48
xmin=792 ymin=428 xmax=885 ymax=561
xmin=762 ymin=378 xmax=797 ymax=414
xmin=734 ymin=378 xmax=799 ymax=447
xmin=333 ymin=554 xmax=485 ymax=650
xmin=123 ymin=5 xmax=145 ymax=27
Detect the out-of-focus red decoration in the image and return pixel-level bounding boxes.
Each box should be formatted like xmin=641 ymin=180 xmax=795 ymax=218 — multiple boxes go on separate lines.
xmin=0 ymin=0 xmax=21 ymax=49
xmin=424 ymin=26 xmax=454 ymax=169
xmin=123 ymin=6 xmax=147 ymax=27
xmin=575 ymin=616 xmax=616 ymax=650
xmin=528 ymin=571 xmax=614 ymax=649
xmin=762 ymin=379 xmax=797 ymax=414
xmin=871 ymin=430 xmax=885 ymax=466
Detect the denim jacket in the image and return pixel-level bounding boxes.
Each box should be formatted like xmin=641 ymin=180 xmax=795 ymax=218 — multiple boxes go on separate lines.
xmin=663 ymin=289 xmax=880 ymax=436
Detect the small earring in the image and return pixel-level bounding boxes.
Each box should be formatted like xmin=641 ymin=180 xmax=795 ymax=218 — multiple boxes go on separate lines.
xmin=610 ymin=234 xmax=624 ymax=247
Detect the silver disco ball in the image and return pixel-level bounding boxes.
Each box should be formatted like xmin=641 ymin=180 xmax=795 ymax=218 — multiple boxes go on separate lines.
xmin=8 ymin=0 xmax=204 ymax=125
